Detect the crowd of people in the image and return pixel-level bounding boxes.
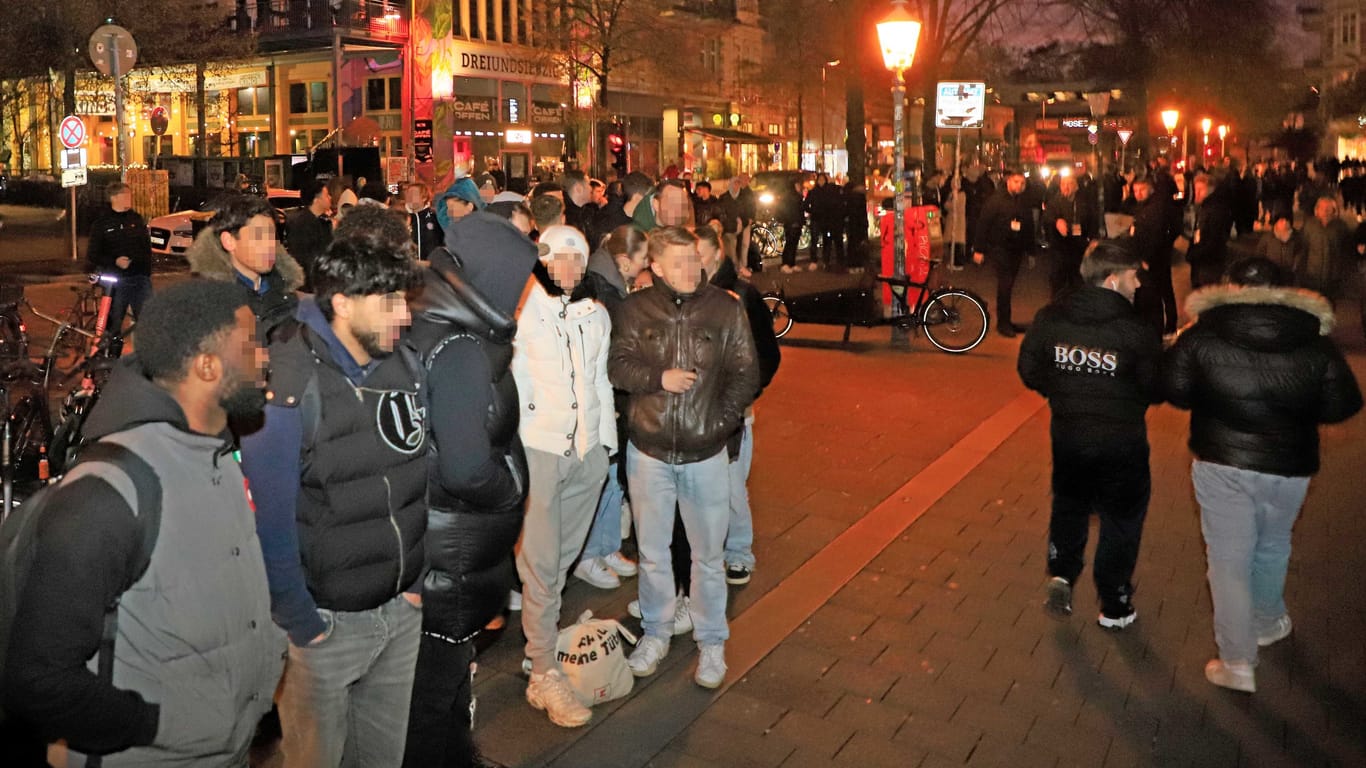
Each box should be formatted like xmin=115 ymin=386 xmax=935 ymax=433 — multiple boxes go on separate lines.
xmin=1 ymin=167 xmax=781 ymax=767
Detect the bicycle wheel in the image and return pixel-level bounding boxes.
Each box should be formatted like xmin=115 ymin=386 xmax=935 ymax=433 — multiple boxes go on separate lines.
xmin=49 ymin=392 xmax=93 ymax=476
xmin=7 ymin=393 xmax=52 ymax=483
xmin=763 ymin=294 xmax=793 ymax=339
xmin=753 ymin=225 xmax=782 ymax=259
xmin=921 ymin=290 xmax=989 ymax=353
xmin=797 ymin=225 xmax=812 ymax=252
xmin=0 ymin=309 xmax=27 ymax=362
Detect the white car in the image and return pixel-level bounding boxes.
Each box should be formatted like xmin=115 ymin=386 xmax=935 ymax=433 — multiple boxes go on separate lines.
xmin=148 ymin=189 xmax=300 ymax=257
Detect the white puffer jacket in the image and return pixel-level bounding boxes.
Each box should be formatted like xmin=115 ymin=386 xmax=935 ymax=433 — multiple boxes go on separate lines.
xmin=512 ymin=280 xmax=616 ymax=458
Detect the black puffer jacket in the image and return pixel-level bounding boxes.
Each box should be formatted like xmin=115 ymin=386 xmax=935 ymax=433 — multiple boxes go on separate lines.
xmin=407 ymin=214 xmax=537 ymax=640
xmin=1162 ymin=285 xmax=1362 ymax=476
xmin=1018 ymin=286 xmax=1163 ymax=447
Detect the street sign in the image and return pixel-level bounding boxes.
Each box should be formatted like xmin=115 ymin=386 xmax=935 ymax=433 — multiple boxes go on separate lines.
xmin=62 ymin=167 xmax=88 ymax=188
xmin=150 ymin=106 xmax=169 ymax=136
xmin=60 ymin=148 xmax=88 ymax=169
xmin=1117 ymin=129 xmax=1133 ymax=146
xmin=934 ymin=81 xmax=986 ymax=129
xmin=89 ymin=24 xmax=138 ymax=77
xmin=59 ymin=115 xmax=86 ymax=149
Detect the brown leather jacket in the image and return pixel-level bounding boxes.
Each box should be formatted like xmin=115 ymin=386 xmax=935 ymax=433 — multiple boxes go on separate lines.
xmin=608 ymin=278 xmax=759 ymax=464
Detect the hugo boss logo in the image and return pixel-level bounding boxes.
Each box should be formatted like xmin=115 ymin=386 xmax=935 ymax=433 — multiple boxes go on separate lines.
xmin=1053 ymin=344 xmax=1119 ymax=376
xmin=376 ymin=391 xmax=427 ymax=454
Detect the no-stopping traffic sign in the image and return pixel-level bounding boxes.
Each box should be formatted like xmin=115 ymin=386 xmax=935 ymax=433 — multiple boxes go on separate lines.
xmin=59 ymin=115 xmax=86 ymax=149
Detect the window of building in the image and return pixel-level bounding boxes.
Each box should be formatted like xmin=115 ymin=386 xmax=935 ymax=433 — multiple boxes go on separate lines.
xmin=240 ymin=131 xmax=272 ymax=158
xmin=382 ymin=135 xmax=404 ymax=157
xmin=289 ymin=81 xmax=329 ymax=114
xmin=1343 ymin=11 xmax=1359 ymax=48
xmin=768 ymin=123 xmax=780 ymax=136
xmin=237 ymin=86 xmax=272 ymax=116
xmin=366 ymin=77 xmax=403 ymax=112
xmin=502 ymin=81 xmax=527 ymax=123
xmin=702 ymin=39 xmax=723 ymax=76
xmin=291 ymin=128 xmax=330 ymax=154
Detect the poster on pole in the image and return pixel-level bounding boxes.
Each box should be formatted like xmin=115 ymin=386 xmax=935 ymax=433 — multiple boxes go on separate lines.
xmin=935 ymin=82 xmax=986 ymax=129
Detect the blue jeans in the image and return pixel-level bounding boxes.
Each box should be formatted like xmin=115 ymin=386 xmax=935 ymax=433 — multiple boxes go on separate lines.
xmin=627 ymin=443 xmax=730 ymax=645
xmin=582 ymin=460 xmax=625 ymax=560
xmin=724 ymin=420 xmax=756 ymax=569
xmin=278 ymin=594 xmax=423 ymax=768
xmin=1193 ymin=460 xmax=1310 ymax=664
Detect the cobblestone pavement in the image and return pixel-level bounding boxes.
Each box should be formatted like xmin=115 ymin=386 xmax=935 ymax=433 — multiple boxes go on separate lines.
xmin=460 ymin=257 xmax=1366 ymax=768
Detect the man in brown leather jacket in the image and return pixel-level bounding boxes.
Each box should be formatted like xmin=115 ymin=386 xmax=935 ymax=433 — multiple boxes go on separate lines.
xmin=608 ymin=226 xmax=758 ymax=690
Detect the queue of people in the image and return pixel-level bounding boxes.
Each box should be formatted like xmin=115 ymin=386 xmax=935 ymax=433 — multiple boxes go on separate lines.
xmin=1 ymin=167 xmax=780 ymax=768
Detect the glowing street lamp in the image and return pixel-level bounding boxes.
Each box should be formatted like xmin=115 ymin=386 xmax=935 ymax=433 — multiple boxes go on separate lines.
xmin=876 ymin=0 xmax=921 ymax=317
xmin=1217 ymin=124 xmax=1228 ymax=157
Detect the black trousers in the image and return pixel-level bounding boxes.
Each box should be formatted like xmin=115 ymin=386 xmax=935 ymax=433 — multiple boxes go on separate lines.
xmin=781 ymin=221 xmax=802 ymax=267
xmin=1148 ymin=250 xmax=1178 ymax=334
xmin=1188 ymin=254 xmax=1225 ymax=290
xmin=403 ymin=635 xmax=476 ymax=768
xmin=1048 ymin=238 xmax=1087 ymax=300
xmin=990 ymin=249 xmax=1026 ymax=328
xmin=1048 ymin=437 xmax=1151 ymax=616
xmin=814 ymin=222 xmax=844 ymax=267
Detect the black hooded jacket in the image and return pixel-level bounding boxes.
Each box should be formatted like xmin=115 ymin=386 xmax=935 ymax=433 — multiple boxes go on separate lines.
xmin=407 ymin=212 xmax=538 ymax=640
xmin=1018 ymin=286 xmax=1164 ymax=451
xmin=711 ymin=258 xmax=781 ymax=394
xmin=1161 ymin=285 xmax=1362 ymax=476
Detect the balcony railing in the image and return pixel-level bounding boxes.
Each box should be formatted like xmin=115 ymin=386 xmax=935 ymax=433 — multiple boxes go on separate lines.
xmin=234 ymin=0 xmax=409 ymax=42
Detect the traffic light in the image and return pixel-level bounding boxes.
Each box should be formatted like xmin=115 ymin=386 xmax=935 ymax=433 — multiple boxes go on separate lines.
xmin=608 ymin=124 xmax=627 ymax=175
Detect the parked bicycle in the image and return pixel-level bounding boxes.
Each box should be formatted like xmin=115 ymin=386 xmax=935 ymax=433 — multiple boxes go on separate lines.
xmin=762 ymin=258 xmax=989 ymax=353
xmin=1 ymin=299 xmax=99 ymax=512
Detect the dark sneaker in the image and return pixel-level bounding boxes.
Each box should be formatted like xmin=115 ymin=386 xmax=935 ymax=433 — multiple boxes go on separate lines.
xmin=1044 ymin=576 xmax=1072 ymax=617
xmin=726 ymin=564 xmax=752 ymax=585
xmin=1098 ymin=606 xmax=1137 ymax=630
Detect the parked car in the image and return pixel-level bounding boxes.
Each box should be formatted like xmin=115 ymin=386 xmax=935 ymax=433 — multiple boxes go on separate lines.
xmin=148 ymin=188 xmax=300 ymax=257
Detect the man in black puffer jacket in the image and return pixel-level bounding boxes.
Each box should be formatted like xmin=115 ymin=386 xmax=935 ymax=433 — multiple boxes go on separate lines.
xmin=1018 ymin=240 xmax=1163 ymax=630
xmin=402 ymin=211 xmax=538 ymax=767
xmin=1162 ymin=257 xmax=1361 ymax=694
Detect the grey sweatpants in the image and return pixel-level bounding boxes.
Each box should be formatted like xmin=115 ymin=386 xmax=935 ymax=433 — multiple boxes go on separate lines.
xmin=517 ymin=446 xmax=610 ymax=674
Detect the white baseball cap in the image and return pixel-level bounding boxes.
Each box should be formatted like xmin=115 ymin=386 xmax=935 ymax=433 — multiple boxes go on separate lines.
xmin=538 ymin=225 xmax=590 ymax=264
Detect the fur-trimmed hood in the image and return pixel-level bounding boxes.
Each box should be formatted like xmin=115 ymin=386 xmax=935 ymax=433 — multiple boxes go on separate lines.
xmin=1185 ymin=284 xmax=1336 ymax=336
xmin=186 ymin=228 xmax=306 ymax=292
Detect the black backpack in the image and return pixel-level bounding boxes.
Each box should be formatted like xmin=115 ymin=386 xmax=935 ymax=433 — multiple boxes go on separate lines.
xmin=0 ymin=442 xmax=161 ymax=766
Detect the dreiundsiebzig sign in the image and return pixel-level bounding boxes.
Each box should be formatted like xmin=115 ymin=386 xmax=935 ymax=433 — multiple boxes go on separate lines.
xmin=453 ymin=42 xmax=566 ymax=84
xmin=935 ymin=81 xmax=986 ymax=129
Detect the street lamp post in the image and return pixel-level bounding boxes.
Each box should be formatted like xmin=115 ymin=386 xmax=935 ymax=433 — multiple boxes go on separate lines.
xmin=1201 ymin=117 xmax=1212 ymax=165
xmin=1086 ymin=91 xmax=1111 ymax=233
xmin=819 ymin=60 xmax=840 ymax=173
xmin=1217 ymin=124 xmax=1228 ymax=158
xmin=1161 ymin=109 xmax=1179 ymax=158
xmin=876 ymin=0 xmax=921 ymax=323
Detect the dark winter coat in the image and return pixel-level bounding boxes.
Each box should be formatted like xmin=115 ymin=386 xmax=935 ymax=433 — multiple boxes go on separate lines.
xmin=1185 ymin=194 xmax=1234 ymax=272
xmin=1161 ymin=285 xmax=1362 ymax=476
xmin=1253 ymin=231 xmax=1308 ymax=283
xmin=409 ymin=206 xmax=445 ymax=260
xmin=609 ymin=276 xmax=759 ymax=464
xmin=87 ymin=209 xmax=153 ymax=277
xmin=283 ymin=208 xmax=332 ymax=282
xmin=974 ymin=189 xmax=1033 ymax=256
xmin=710 ymin=258 xmax=781 ymax=394
xmin=407 ymin=213 xmax=538 ymax=641
xmin=1128 ymin=195 xmax=1171 ymax=267
xmin=1018 ymin=286 xmax=1163 ymax=451
xmin=1043 ymin=190 xmax=1096 ymax=250
xmin=186 ymin=228 xmax=304 ymax=342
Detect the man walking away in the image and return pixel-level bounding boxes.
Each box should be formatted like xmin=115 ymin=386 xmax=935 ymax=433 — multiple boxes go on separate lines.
xmin=973 ymin=169 xmax=1033 ymax=337
xmin=285 ymin=179 xmax=334 ymax=287
xmin=1184 ymin=173 xmax=1234 ymax=290
xmin=609 ymin=227 xmax=758 ymax=689
xmin=242 ymin=221 xmax=427 ymax=768
xmin=86 ymin=182 xmax=153 ymax=337
xmin=1018 ymin=241 xmax=1163 ymax=629
xmin=1162 ymin=257 xmax=1361 ymax=693
xmin=3 ymin=280 xmax=285 ymax=766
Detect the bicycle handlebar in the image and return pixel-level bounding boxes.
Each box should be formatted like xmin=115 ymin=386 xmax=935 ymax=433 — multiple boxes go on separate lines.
xmin=19 ymin=298 xmax=99 ymax=339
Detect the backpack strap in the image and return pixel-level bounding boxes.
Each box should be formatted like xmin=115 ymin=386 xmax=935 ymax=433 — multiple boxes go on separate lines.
xmin=63 ymin=442 xmax=161 ymax=768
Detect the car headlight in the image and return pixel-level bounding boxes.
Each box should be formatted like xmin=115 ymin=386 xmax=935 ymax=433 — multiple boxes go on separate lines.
xmin=759 ymin=192 xmax=774 ymax=205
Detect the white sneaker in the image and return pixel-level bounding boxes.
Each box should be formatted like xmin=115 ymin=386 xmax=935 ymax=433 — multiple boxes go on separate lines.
xmin=1204 ymin=659 xmax=1256 ymax=693
xmin=509 ymin=590 xmax=522 ymax=612
xmin=603 ymin=551 xmax=638 ymax=577
xmin=626 ymin=595 xmax=693 ymax=635
xmin=695 ymin=643 xmax=727 ymax=689
xmin=526 ymin=669 xmax=592 ymax=727
xmin=1257 ymin=615 xmax=1293 ymax=647
xmin=628 ymin=635 xmax=670 ymax=677
xmin=574 ymin=558 xmax=621 ymax=589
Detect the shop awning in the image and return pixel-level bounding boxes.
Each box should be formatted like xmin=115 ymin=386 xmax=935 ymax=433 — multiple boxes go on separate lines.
xmin=684 ymin=127 xmax=776 ymax=145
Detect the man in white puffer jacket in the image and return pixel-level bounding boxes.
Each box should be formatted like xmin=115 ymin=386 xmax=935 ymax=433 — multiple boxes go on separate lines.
xmin=512 ymin=225 xmax=616 ymax=728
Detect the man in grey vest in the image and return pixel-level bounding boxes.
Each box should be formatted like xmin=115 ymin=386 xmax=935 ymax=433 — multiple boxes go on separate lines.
xmin=3 ymin=280 xmax=285 ymax=766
